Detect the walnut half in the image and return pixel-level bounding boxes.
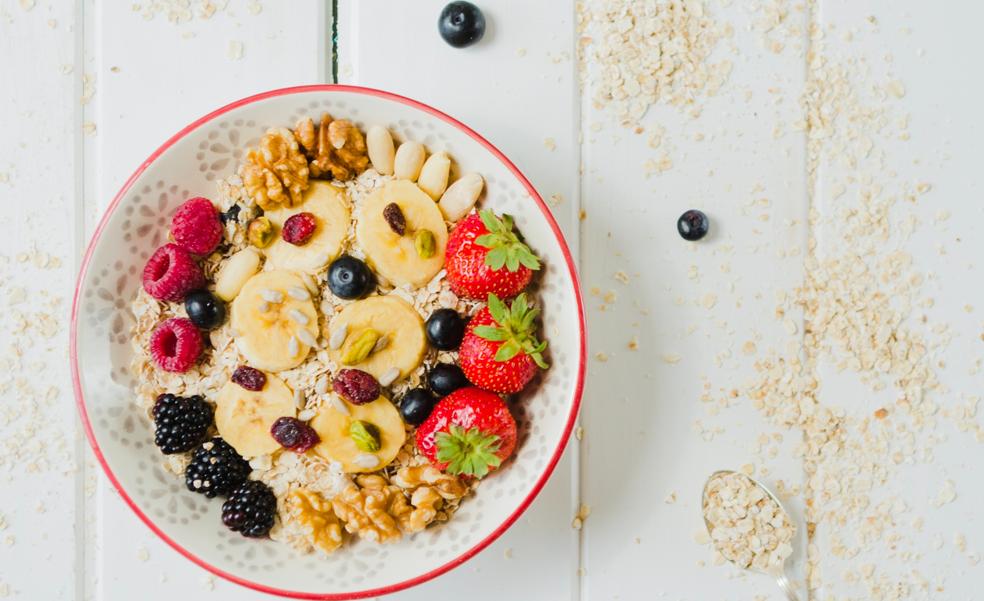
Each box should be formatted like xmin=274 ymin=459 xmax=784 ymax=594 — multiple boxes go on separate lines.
xmin=239 ymin=127 xmax=309 ymax=210
xmin=284 ymin=488 xmax=343 ymax=554
xmin=295 ymin=114 xmax=369 ymax=181
xmin=331 ymin=475 xmax=409 ymax=544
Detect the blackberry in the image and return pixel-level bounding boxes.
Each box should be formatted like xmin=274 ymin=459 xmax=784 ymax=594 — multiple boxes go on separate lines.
xmin=184 ymin=437 xmax=250 ymax=498
xmin=221 ymin=480 xmax=277 ymax=538
xmin=152 ymin=394 xmax=213 ymax=454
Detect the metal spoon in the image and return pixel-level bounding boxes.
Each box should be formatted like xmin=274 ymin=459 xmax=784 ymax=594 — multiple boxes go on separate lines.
xmin=701 ymin=470 xmax=800 ymax=601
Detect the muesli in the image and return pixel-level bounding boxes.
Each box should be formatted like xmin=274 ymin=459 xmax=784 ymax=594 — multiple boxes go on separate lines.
xmin=130 ymin=114 xmax=549 ymax=553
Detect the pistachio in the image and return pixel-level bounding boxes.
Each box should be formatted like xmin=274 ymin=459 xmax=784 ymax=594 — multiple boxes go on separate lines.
xmin=414 ymin=229 xmax=437 ymax=259
xmin=349 ymin=420 xmax=381 ymax=453
xmin=247 ymin=216 xmax=276 ymax=248
xmin=394 ymin=141 xmax=426 ymax=181
xmin=382 ymin=202 xmax=407 ymax=235
xmin=366 ymin=125 xmax=395 ymax=175
xmin=341 ymin=328 xmax=380 ymax=365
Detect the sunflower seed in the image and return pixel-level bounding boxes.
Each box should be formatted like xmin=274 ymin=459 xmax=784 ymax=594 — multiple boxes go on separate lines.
xmin=288 ymin=309 xmax=310 ymax=326
xmin=315 ymin=375 xmax=329 ymax=395
xmin=372 ymin=335 xmax=390 ymax=353
xmin=353 ymin=453 xmax=380 ymax=469
xmin=288 ymin=336 xmax=300 ymax=357
xmin=298 ymin=409 xmax=316 ymax=421
xmin=296 ymin=328 xmax=318 ymax=348
xmin=287 ymin=286 xmax=310 ymax=301
xmin=260 ymin=288 xmax=284 ymax=303
xmin=329 ymin=324 xmax=348 ymax=350
xmin=379 ymin=367 xmax=400 ymax=387
xmin=329 ymin=394 xmax=350 ymax=415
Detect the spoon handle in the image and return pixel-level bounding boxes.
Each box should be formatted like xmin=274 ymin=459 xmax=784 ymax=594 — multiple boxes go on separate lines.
xmin=774 ymin=569 xmax=801 ymax=601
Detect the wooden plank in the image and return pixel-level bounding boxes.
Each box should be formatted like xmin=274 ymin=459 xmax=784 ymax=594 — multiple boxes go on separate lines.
xmin=87 ymin=3 xmax=327 ymax=599
xmin=577 ymin=1 xmax=811 ymax=598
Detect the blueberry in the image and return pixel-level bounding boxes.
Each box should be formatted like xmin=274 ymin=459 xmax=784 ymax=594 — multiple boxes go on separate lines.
xmin=438 ymin=1 xmax=485 ymax=48
xmin=427 ymin=363 xmax=469 ymax=397
xmin=677 ymin=209 xmax=709 ymax=241
xmin=399 ymin=388 xmax=437 ymax=426
xmin=184 ymin=289 xmax=226 ymax=330
xmin=327 ymin=255 xmax=374 ymax=299
xmin=425 ymin=308 xmax=466 ymax=350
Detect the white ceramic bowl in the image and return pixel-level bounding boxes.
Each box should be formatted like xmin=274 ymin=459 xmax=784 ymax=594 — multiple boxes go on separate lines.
xmin=71 ymin=85 xmax=585 ymax=599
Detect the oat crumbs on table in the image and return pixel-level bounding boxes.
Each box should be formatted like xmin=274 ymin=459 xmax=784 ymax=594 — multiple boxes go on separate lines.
xmin=130 ymin=112 xmax=550 ymax=553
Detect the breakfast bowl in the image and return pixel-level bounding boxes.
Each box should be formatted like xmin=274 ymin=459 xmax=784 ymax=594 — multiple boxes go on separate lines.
xmin=70 ymin=85 xmax=585 ymax=599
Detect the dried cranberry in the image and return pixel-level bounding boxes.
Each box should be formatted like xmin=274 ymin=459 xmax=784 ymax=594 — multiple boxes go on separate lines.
xmin=282 ymin=212 xmax=317 ymax=245
xmin=232 ymin=365 xmax=266 ymax=391
xmin=270 ymin=417 xmax=320 ymax=453
xmin=333 ymin=369 xmax=381 ymax=405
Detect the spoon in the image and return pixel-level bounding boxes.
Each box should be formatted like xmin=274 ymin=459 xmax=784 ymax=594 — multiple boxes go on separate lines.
xmin=701 ymin=470 xmax=800 ymax=601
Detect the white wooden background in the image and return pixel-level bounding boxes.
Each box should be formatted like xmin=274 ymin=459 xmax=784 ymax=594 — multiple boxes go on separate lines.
xmin=1 ymin=0 xmax=982 ymax=599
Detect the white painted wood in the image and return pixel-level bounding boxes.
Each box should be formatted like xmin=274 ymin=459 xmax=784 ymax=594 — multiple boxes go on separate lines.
xmin=1 ymin=0 xmax=981 ymax=599
xmin=578 ymin=2 xmax=812 ymax=597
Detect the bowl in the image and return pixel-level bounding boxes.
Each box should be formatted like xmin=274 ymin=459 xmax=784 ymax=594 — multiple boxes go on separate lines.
xmin=71 ymin=85 xmax=585 ymax=599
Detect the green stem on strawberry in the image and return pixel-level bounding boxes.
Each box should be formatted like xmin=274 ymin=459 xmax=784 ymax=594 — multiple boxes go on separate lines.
xmin=474 ymin=210 xmax=541 ymax=272
xmin=473 ymin=293 xmax=549 ymax=369
xmin=435 ymin=425 xmax=503 ymax=478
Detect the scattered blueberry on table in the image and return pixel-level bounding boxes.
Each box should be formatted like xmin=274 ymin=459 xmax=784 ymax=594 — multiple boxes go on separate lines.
xmin=438 ymin=1 xmax=486 ymax=48
xmin=677 ymin=209 xmax=709 ymax=241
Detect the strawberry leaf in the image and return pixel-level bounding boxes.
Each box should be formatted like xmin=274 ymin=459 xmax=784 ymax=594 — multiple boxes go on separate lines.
xmin=474 ymin=325 xmax=509 ymax=341
xmin=479 ymin=210 xmax=501 ymax=233
xmin=485 ymin=246 xmax=508 ymax=270
xmin=436 ymin=425 xmax=502 ymax=478
xmin=475 ymin=210 xmax=542 ymax=273
xmin=481 ymin=293 xmax=550 ymax=370
xmin=487 ymin=294 xmax=509 ymax=323
xmin=494 ymin=340 xmax=521 ymax=362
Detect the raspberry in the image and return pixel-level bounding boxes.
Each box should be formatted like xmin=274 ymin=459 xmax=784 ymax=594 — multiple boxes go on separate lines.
xmin=270 ymin=417 xmax=320 ymax=453
xmin=282 ymin=212 xmax=317 ymax=245
xmin=222 ymin=480 xmax=277 ymax=538
xmin=171 ymin=197 xmax=223 ymax=255
xmin=332 ymin=369 xmax=380 ymax=405
xmin=231 ymin=365 xmax=266 ymax=391
xmin=142 ymin=243 xmax=206 ymax=302
xmin=150 ymin=317 xmax=203 ymax=372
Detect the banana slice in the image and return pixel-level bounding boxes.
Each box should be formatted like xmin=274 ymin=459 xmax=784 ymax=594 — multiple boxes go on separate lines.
xmin=231 ymin=270 xmax=319 ymax=372
xmin=215 ymin=373 xmax=296 ymax=458
xmin=264 ymin=180 xmax=351 ymax=274
xmin=326 ymin=295 xmax=426 ymax=382
xmin=310 ymin=395 xmax=406 ymax=473
xmin=355 ymin=180 xmax=447 ymax=288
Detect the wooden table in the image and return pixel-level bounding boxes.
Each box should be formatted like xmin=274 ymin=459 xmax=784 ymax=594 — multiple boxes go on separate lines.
xmin=2 ymin=1 xmax=981 ymax=599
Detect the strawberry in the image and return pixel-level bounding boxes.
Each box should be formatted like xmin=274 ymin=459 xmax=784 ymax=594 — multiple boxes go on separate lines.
xmin=415 ymin=387 xmax=517 ymax=478
xmin=445 ymin=210 xmax=540 ymax=299
xmin=459 ymin=293 xmax=548 ymax=394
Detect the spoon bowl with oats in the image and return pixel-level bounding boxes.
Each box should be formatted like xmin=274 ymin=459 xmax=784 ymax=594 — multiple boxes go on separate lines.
xmin=702 ymin=470 xmax=800 ymax=601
